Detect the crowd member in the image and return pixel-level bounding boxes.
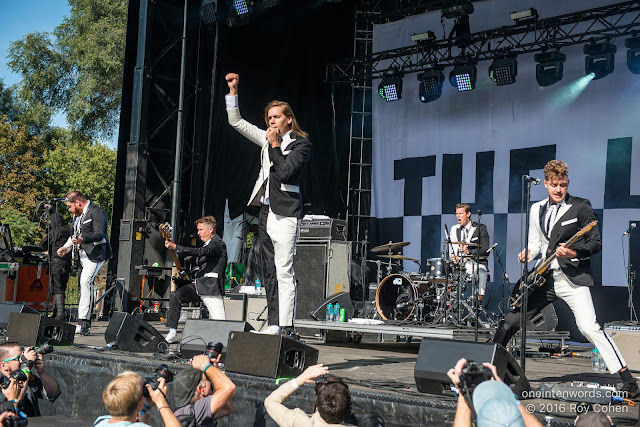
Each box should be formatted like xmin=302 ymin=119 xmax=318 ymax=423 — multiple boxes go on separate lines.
xmin=172 ymin=354 xmax=235 ymax=426
xmin=264 ymin=364 xmax=353 ymax=426
xmin=94 ymin=371 xmax=180 ymax=427
xmin=57 ymin=191 xmax=112 ymax=336
xmin=39 ymin=204 xmax=72 ymax=320
xmin=0 ymin=342 xmax=60 ymax=417
xmin=574 ymin=410 xmax=614 ymax=427
xmin=226 ymin=72 xmax=312 ymax=335
xmin=163 ymin=216 xmax=228 ymax=344
xmin=447 ymin=358 xmax=541 ymax=427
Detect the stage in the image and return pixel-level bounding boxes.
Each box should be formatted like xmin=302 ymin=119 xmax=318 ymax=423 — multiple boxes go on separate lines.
xmin=32 ymin=320 xmax=639 ymax=426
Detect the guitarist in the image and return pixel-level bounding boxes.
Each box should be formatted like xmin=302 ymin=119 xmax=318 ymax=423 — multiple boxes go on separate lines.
xmin=163 ymin=216 xmax=227 ymax=344
xmin=492 ymin=160 xmax=638 ymax=398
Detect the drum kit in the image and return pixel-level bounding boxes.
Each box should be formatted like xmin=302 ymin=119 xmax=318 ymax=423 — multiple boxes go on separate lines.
xmin=369 ymin=240 xmax=498 ymax=328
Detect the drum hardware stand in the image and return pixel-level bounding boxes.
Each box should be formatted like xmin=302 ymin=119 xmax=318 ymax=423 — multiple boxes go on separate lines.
xmin=472 ymin=210 xmax=483 ymax=342
xmin=360 ymin=230 xmax=369 ymax=309
xmin=491 ymin=244 xmax=510 ymax=318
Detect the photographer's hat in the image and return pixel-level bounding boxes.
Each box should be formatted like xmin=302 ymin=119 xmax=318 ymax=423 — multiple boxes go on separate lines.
xmin=173 ymin=368 xmax=203 ymax=408
xmin=472 ymin=381 xmax=524 ymax=427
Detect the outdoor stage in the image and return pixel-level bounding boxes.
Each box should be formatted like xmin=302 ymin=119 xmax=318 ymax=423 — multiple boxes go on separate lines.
xmin=34 ymin=320 xmax=640 ymax=426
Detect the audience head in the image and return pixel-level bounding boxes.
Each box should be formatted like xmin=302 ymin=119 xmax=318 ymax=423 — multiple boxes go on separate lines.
xmin=173 ymin=367 xmax=210 ymax=408
xmin=315 ymin=375 xmax=351 ymax=424
xmin=574 ymin=410 xmax=614 ymax=427
xmin=0 ymin=343 xmax=22 ymax=376
xmin=102 ymin=371 xmax=144 ymax=418
xmin=472 ymin=381 xmax=524 ymax=427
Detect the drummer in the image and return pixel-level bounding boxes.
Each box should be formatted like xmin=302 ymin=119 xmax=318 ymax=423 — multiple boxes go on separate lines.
xmin=449 ymin=203 xmax=491 ymax=302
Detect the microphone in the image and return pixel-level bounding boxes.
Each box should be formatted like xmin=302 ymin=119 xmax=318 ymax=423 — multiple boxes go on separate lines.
xmin=623 ymin=223 xmax=637 ymax=236
xmin=524 ymin=175 xmax=540 ymax=185
xmin=486 ymin=242 xmax=498 ymax=254
xmin=477 ymin=209 xmax=482 ymax=217
xmin=50 ymin=197 xmax=68 ymax=202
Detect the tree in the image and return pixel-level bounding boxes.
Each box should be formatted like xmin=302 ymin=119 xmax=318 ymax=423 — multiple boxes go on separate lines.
xmin=8 ymin=0 xmax=128 ymax=140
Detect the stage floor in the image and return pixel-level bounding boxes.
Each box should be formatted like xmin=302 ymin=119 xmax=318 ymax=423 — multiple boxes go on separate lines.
xmin=41 ymin=320 xmax=640 ymax=426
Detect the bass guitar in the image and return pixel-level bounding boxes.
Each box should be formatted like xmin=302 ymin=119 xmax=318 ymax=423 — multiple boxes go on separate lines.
xmin=510 ymin=220 xmax=597 ymax=309
xmin=71 ymin=229 xmax=80 ymax=271
xmin=159 ymin=222 xmax=191 ymax=284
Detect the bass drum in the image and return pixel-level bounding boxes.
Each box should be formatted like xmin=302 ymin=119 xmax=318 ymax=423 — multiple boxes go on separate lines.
xmin=376 ymin=274 xmax=417 ymax=321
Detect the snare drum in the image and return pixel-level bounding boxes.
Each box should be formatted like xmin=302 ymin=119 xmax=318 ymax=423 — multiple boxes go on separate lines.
xmin=375 ymin=273 xmax=417 ymax=321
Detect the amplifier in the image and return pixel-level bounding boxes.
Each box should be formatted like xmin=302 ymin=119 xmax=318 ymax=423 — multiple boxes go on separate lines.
xmin=604 ymin=322 xmax=640 ymax=371
xmin=299 ymin=218 xmax=347 ymax=241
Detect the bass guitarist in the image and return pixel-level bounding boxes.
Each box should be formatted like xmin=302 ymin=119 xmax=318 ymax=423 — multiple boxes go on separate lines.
xmin=492 ymin=160 xmax=638 ymax=398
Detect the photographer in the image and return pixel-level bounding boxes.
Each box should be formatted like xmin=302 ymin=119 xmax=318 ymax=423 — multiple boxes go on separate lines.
xmin=172 ymin=354 xmax=235 ymax=425
xmin=94 ymin=371 xmax=180 ymax=426
xmin=0 ymin=342 xmax=60 ymax=417
xmin=447 ymin=358 xmax=541 ymax=427
xmin=264 ymin=364 xmax=354 ymax=427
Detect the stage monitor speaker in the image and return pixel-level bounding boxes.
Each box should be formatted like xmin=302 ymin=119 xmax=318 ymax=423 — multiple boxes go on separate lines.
xmin=105 ymin=312 xmax=167 ymax=353
xmin=414 ymin=339 xmax=530 ymax=397
xmin=180 ymin=319 xmax=253 ymax=359
xmin=6 ymin=313 xmax=75 ymax=347
xmin=528 ymin=304 xmax=558 ymax=331
xmin=309 ymin=292 xmax=354 ymax=321
xmin=0 ymin=303 xmax=39 ymax=328
xmin=604 ymin=322 xmax=640 ymax=371
xmin=225 ymin=331 xmax=319 ymax=378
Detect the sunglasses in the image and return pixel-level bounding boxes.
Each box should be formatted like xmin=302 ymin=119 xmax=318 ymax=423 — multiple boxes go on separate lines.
xmin=1 ymin=355 xmax=20 ymax=363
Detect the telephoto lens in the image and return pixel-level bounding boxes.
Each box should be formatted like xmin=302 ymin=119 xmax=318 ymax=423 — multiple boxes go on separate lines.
xmin=143 ymin=364 xmax=174 ymax=397
xmin=204 ymin=342 xmax=223 ymax=361
xmin=34 ymin=341 xmax=54 ymax=355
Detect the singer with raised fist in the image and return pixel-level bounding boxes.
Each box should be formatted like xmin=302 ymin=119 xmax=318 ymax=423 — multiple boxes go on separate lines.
xmin=225 ymin=72 xmax=311 ymax=336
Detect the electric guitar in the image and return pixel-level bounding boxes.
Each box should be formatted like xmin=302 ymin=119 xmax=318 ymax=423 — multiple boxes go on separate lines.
xmin=159 ymin=223 xmax=190 ymax=284
xmin=509 ymin=220 xmax=597 ymax=309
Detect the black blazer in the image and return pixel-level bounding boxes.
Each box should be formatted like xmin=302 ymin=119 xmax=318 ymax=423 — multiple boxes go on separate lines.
xmin=75 ymin=203 xmax=112 ymax=263
xmin=176 ymin=234 xmax=227 ymax=296
xmin=453 ymin=221 xmax=490 ymax=268
xmin=535 ymin=194 xmax=601 ymax=287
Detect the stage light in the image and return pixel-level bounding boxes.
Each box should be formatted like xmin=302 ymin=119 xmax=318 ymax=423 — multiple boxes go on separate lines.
xmin=378 ymin=75 xmax=403 ymax=101
xmin=534 ymin=50 xmax=566 ymax=87
xmin=201 ymin=0 xmax=220 ymax=24
xmin=417 ymin=69 xmax=444 ymax=103
xmin=489 ymin=57 xmax=517 ymax=86
xmin=263 ymin=0 xmax=279 ymax=7
xmin=449 ymin=64 xmax=476 ymax=92
xmin=584 ymin=40 xmax=616 ymax=80
xmin=442 ymin=1 xmax=474 ymax=19
xmin=625 ymin=36 xmax=640 ymax=75
xmin=227 ymin=0 xmax=253 ymax=27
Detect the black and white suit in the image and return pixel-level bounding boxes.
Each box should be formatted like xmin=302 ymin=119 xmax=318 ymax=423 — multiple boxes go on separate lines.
xmin=449 ymin=221 xmax=490 ymax=295
xmin=62 ymin=201 xmax=112 ymax=323
xmin=493 ymin=194 xmax=626 ymax=373
xmin=227 ymin=96 xmax=311 ymax=328
xmin=166 ymin=235 xmax=227 ymax=329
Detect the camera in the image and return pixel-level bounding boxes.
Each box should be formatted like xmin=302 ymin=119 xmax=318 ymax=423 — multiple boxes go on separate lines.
xmin=3 ymin=415 xmax=27 ymax=427
xmin=0 ymin=367 xmax=29 ymax=389
xmin=204 ymin=342 xmax=223 ymax=361
xmin=143 ymin=364 xmax=174 ymax=397
xmin=458 ymin=361 xmax=493 ymax=395
xmin=33 ymin=342 xmax=54 ymax=356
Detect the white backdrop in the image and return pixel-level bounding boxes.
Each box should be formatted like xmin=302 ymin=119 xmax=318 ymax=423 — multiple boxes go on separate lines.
xmin=371 ymin=0 xmax=640 ymax=287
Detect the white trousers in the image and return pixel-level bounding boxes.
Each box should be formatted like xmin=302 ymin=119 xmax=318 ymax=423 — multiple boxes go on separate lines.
xmin=267 ymin=209 xmax=299 ymax=327
xmin=463 ymin=262 xmax=488 ymax=296
xmin=201 ymin=295 xmax=226 ymax=320
xmin=553 ymin=270 xmax=626 ymax=373
xmin=78 ymin=251 xmax=104 ymax=321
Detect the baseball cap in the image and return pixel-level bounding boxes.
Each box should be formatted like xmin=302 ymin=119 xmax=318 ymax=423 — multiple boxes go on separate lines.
xmin=472 ymin=381 xmax=524 ymax=427
xmin=172 ymin=367 xmax=203 ymax=408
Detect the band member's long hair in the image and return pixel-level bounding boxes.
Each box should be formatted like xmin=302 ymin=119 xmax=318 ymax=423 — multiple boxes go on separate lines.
xmin=263 ymin=100 xmax=309 ymax=139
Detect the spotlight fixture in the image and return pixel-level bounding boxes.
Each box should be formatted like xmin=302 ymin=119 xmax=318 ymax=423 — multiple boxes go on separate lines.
xmin=417 ymin=69 xmax=444 ymax=103
xmin=227 ymin=0 xmax=253 ymax=27
xmin=534 ymin=50 xmax=566 ymax=87
xmin=584 ymin=40 xmax=616 ymax=80
xmin=201 ymin=0 xmax=221 ymax=24
xmin=442 ymin=1 xmax=474 ymax=19
xmin=378 ymin=75 xmax=403 ymax=102
xmin=449 ymin=64 xmax=477 ymax=92
xmin=625 ymin=36 xmax=640 ymax=75
xmin=489 ymin=57 xmax=517 ymax=86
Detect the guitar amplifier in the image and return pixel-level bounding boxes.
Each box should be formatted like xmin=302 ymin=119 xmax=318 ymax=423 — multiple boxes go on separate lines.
xmin=298 ymin=219 xmax=347 ymax=241
xmin=604 ymin=322 xmax=640 ymax=371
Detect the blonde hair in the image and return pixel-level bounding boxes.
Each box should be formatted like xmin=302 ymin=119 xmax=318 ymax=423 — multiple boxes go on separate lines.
xmin=544 ymin=160 xmax=569 ymax=181
xmin=102 ymin=371 xmax=144 ymax=417
xmin=264 ymin=100 xmax=308 ymax=139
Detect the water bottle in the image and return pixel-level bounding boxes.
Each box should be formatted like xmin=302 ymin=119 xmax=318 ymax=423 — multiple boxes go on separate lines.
xmin=599 ymin=352 xmax=608 ymax=372
xmin=333 ymin=302 xmax=340 ymax=323
xmin=326 ymin=303 xmax=333 ymax=322
xmin=592 ymin=348 xmax=600 ymax=372
xmin=255 ymin=278 xmax=262 ymax=295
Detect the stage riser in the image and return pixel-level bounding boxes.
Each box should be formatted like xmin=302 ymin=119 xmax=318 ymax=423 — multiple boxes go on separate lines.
xmin=40 ymin=350 xmax=467 ymax=426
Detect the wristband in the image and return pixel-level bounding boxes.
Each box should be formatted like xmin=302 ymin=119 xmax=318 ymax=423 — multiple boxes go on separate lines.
xmin=201 ymin=363 xmax=212 ymax=374
xmin=290 ymin=379 xmax=300 ymax=390
xmin=9 ymin=399 xmax=18 ymax=404
xmin=157 ymin=406 xmax=171 ymax=411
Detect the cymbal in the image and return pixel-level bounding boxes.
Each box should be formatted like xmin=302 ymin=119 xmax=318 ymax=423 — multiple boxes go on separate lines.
xmin=450 ymin=241 xmax=478 ymax=247
xmin=377 ymin=254 xmax=421 ymax=262
xmin=371 ymin=241 xmax=411 ymax=252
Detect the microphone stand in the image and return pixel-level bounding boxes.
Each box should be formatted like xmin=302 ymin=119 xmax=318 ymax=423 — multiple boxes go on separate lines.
xmin=519 ymin=177 xmax=534 ymax=373
xmin=492 ymin=245 xmax=509 ymax=318
xmin=443 ymin=224 xmax=452 ymax=324
xmin=474 ymin=210 xmax=482 ymax=342
xmin=626 ymin=226 xmax=636 ymax=321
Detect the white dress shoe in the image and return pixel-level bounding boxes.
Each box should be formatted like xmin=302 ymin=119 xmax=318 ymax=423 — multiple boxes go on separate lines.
xmin=165 ymin=331 xmax=178 ymax=344
xmin=250 ymin=325 xmax=280 ymax=335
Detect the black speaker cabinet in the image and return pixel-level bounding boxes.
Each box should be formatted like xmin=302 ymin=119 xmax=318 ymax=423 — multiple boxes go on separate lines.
xmin=225 ymin=331 xmax=319 ymax=378
xmin=180 ymin=319 xmax=253 ymax=359
xmin=6 ymin=313 xmax=75 ymax=347
xmin=414 ymin=339 xmax=530 ymax=397
xmin=105 ymin=312 xmax=167 ymax=353
xmin=309 ymin=292 xmax=354 ymax=321
xmin=0 ymin=304 xmax=39 ymax=328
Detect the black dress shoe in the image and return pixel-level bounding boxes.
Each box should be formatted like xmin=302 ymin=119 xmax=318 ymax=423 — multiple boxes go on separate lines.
xmin=617 ymin=382 xmax=640 ymax=400
xmin=281 ymin=327 xmax=299 ymax=341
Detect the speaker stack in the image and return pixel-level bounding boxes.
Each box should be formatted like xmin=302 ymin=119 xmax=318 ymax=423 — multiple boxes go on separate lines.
xmin=6 ymin=313 xmax=75 ymax=347
xmin=104 ymin=312 xmax=167 ymax=353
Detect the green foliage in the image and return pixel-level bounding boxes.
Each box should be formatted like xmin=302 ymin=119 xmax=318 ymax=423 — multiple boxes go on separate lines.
xmin=1 ymin=205 xmax=41 ymax=247
xmin=8 ymin=0 xmax=128 ymax=139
